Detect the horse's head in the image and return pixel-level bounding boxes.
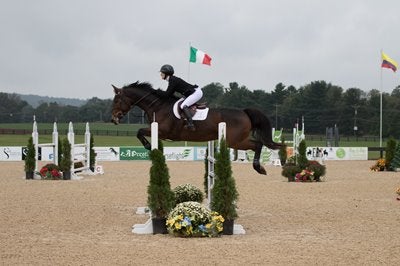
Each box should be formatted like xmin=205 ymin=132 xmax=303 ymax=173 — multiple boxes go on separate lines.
xmin=111 ymin=85 xmax=131 ymax=125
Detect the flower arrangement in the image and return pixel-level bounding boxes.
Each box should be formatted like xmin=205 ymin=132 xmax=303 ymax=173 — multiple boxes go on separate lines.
xmin=295 ymin=169 xmax=315 ymax=182
xmin=166 ymin=201 xmax=224 ymax=237
xmin=39 ymin=163 xmax=62 ymax=180
xmin=173 ymin=184 xmax=204 ymax=205
xmin=370 ymin=158 xmax=386 ymax=172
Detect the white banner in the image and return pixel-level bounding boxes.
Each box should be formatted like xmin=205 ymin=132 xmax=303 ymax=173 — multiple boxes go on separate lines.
xmin=0 ymin=147 xmax=22 ymax=161
xmin=306 ymin=147 xmax=368 ymax=160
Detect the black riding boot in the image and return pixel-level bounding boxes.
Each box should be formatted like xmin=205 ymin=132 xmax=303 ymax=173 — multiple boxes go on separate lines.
xmin=182 ymin=107 xmax=195 ymax=131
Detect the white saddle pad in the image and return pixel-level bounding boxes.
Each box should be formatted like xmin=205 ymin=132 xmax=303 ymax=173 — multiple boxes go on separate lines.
xmin=173 ymin=99 xmax=209 ymax=120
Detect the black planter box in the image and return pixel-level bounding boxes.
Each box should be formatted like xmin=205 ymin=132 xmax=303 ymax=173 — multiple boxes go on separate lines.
xmin=152 ymin=218 xmax=168 ymax=234
xmin=223 ymin=219 xmax=234 ymax=235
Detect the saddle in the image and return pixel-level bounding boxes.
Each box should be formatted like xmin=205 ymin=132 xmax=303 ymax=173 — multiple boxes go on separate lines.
xmin=178 ymin=102 xmax=208 ymax=117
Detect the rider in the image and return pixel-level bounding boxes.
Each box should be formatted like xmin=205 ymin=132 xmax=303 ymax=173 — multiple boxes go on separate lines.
xmin=159 ymin=64 xmax=203 ymax=131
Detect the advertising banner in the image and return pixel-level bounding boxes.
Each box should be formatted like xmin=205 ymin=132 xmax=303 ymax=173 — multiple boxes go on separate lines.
xmin=164 ymin=147 xmax=194 ymax=161
xmin=94 ymin=147 xmax=120 ymax=161
xmin=0 ymin=147 xmax=23 ymax=161
xmin=119 ymin=147 xmax=149 ymax=160
xmin=306 ymin=147 xmax=368 ymax=160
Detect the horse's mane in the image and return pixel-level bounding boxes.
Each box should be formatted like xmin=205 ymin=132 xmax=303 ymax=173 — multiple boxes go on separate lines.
xmin=124 ymin=81 xmax=154 ymax=91
xmin=122 ymin=80 xmax=180 ymax=101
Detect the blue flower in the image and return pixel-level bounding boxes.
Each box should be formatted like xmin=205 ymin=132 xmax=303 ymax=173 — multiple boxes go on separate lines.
xmin=198 ymin=224 xmax=207 ymax=232
xmin=182 ymin=216 xmax=192 ymax=226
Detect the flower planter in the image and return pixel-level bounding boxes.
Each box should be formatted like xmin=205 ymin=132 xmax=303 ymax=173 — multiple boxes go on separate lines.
xmin=63 ymin=171 xmax=71 ymax=180
xmin=25 ymin=171 xmax=34 ymax=180
xmin=288 ymin=176 xmax=295 ymax=182
xmin=223 ymin=219 xmax=234 ymax=235
xmin=152 ymin=218 xmax=168 ymax=234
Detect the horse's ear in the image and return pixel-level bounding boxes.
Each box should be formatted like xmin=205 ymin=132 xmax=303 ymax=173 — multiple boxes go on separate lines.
xmin=112 ymin=84 xmax=122 ymax=95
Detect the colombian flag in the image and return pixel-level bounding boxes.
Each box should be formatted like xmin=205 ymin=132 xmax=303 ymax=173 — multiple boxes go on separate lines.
xmin=381 ymin=51 xmax=398 ymax=72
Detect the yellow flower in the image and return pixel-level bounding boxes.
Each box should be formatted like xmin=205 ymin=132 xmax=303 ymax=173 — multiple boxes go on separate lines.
xmin=174 ymin=222 xmax=181 ymax=229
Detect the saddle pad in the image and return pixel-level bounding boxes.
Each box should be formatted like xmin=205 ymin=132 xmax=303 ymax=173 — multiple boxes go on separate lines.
xmin=173 ymin=99 xmax=209 ymax=120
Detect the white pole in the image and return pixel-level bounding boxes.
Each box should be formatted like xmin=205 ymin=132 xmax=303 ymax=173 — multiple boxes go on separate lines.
xmin=380 ymin=70 xmax=383 ymax=148
xmin=68 ymin=122 xmax=75 ymax=173
xmin=52 ymin=122 xmax=58 ymax=165
xmin=85 ymin=122 xmax=91 ymax=171
xmin=32 ymin=121 xmax=38 ymax=172
xmin=151 ymin=122 xmax=158 ymax=150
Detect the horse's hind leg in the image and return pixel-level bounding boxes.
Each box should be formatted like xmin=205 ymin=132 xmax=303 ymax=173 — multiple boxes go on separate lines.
xmin=252 ymin=142 xmax=267 ymax=175
xmin=137 ymin=128 xmax=151 ymax=150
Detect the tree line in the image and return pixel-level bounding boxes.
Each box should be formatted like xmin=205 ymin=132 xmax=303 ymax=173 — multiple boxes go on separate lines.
xmin=1 ymin=80 xmax=400 ymax=136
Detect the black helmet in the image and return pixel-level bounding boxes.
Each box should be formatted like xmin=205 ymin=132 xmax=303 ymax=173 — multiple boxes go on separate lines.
xmin=160 ymin=64 xmax=174 ymax=76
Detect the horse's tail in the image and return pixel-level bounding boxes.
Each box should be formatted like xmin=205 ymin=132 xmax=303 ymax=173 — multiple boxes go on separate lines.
xmin=243 ymin=108 xmax=283 ymax=150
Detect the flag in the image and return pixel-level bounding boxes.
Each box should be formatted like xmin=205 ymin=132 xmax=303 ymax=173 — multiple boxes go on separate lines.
xmin=189 ymin=46 xmax=212 ymax=65
xmin=381 ymin=51 xmax=398 ymax=72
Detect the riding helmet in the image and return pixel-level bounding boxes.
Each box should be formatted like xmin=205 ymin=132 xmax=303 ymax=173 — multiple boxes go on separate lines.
xmin=160 ymin=64 xmax=174 ymax=76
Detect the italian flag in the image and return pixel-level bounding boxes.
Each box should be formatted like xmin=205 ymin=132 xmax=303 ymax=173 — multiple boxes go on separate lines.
xmin=189 ymin=46 xmax=212 ymax=65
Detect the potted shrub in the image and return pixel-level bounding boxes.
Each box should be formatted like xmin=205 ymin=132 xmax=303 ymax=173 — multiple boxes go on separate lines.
xmin=281 ymin=159 xmax=301 ymax=182
xmin=385 ymin=137 xmax=396 ymax=171
xmin=59 ymin=138 xmax=72 ymax=180
xmin=89 ymin=135 xmax=96 ymax=172
xmin=173 ymin=184 xmax=204 ymax=205
xmin=210 ymin=137 xmax=239 ymax=235
xmin=278 ymin=136 xmax=287 ymax=166
xmin=147 ymin=148 xmax=175 ymax=234
xmin=24 ymin=136 xmax=36 ymax=179
xmin=297 ymin=139 xmax=308 ymax=169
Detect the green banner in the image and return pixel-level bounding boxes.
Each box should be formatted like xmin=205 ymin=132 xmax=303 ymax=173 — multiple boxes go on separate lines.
xmin=119 ymin=147 xmax=149 ymax=160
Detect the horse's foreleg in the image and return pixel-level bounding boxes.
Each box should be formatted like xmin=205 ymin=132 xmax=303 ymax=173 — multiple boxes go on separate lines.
xmin=137 ymin=128 xmax=151 ymax=150
xmin=252 ymin=142 xmax=267 ymax=175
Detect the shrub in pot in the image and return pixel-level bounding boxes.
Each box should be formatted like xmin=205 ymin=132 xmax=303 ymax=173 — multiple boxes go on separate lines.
xmin=147 ymin=148 xmax=175 ymax=234
xmin=210 ymin=137 xmax=239 ymax=235
xmin=24 ymin=137 xmax=36 ymax=179
xmin=59 ymin=138 xmax=72 ymax=180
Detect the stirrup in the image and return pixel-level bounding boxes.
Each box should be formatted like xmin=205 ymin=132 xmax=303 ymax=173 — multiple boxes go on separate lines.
xmin=184 ymin=123 xmax=196 ymax=131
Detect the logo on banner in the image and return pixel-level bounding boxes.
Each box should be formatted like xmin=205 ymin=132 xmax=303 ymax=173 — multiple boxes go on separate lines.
xmin=120 ymin=147 xmax=149 ymax=160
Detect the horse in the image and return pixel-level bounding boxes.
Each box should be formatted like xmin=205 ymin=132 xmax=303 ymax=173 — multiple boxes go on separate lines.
xmin=110 ymin=81 xmax=283 ymax=175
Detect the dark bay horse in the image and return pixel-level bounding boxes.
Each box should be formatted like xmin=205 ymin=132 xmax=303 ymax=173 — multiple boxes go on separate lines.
xmin=111 ymin=81 xmax=283 ymax=175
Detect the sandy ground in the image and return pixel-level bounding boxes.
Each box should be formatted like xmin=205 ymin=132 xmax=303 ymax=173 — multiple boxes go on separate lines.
xmin=1 ymin=160 xmax=400 ymax=265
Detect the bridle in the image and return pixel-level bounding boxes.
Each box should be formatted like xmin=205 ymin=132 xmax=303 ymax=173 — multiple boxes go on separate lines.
xmin=120 ymin=90 xmax=159 ymax=114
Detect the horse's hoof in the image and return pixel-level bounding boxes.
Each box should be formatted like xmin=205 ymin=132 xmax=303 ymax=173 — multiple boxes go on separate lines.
xmin=258 ymin=168 xmax=267 ymax=175
xmin=144 ymin=144 xmax=151 ymax=150
xmin=253 ymin=163 xmax=267 ymax=175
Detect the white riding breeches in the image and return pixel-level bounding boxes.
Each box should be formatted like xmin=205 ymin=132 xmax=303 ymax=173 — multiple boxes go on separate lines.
xmin=181 ymin=88 xmax=203 ymax=108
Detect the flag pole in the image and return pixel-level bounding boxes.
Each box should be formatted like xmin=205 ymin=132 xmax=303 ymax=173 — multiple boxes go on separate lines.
xmin=188 ymin=42 xmax=191 ymax=83
xmin=379 ymin=49 xmax=383 ymax=148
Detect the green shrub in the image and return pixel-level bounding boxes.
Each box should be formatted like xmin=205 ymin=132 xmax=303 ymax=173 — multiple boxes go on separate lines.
xmin=173 ymin=184 xmax=204 ymax=205
xmin=24 ymin=137 xmax=36 ymax=172
xmin=147 ymin=149 xmax=175 ymax=218
xmin=385 ymin=137 xmax=397 ymax=171
xmin=281 ymin=163 xmax=301 ymax=180
xmin=307 ymin=161 xmax=326 ymax=181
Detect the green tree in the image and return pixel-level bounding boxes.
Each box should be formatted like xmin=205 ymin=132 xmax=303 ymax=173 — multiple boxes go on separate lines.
xmin=297 ymin=139 xmax=308 ymax=169
xmin=385 ymin=137 xmax=397 ymax=171
xmin=147 ymin=149 xmax=175 ymax=218
xmin=211 ymin=137 xmax=239 ymax=221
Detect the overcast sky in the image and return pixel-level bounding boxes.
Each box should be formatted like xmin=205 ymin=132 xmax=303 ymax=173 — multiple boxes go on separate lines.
xmin=1 ymin=0 xmax=400 ymax=100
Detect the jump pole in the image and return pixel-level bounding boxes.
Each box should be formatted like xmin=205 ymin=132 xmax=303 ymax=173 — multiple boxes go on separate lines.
xmin=207 ymin=122 xmax=226 ymax=208
xmin=132 ymin=121 xmax=159 ymax=234
xmin=32 ymin=121 xmax=58 ymax=175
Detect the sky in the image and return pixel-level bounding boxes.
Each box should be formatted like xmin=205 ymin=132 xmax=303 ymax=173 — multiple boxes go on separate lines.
xmin=1 ymin=0 xmax=400 ymax=100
